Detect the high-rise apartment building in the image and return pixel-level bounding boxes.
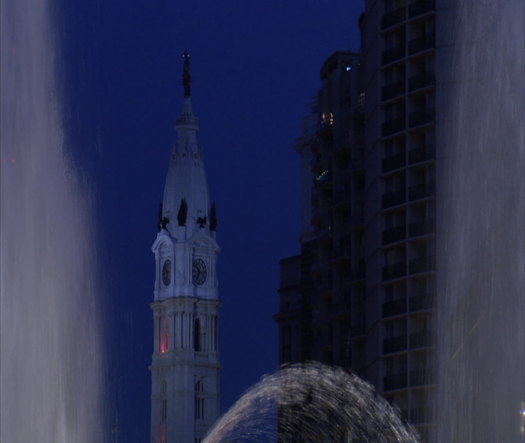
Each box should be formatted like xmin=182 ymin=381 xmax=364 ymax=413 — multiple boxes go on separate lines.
xmin=276 ymin=2 xmax=437 ymax=440
xmin=275 ymin=50 xmax=366 ymax=372
xmin=362 ymin=1 xmax=436 ymax=440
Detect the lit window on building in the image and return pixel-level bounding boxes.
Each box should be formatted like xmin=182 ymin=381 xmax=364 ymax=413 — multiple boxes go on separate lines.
xmin=321 ymin=112 xmax=334 ymax=127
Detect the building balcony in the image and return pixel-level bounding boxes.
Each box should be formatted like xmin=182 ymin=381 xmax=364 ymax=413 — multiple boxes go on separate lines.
xmin=333 ymin=141 xmax=351 ymax=154
xmin=408 ymin=0 xmax=436 ymax=18
xmin=409 ymin=407 xmax=434 ymax=425
xmin=409 ymin=330 xmax=434 ymax=349
xmin=409 ymin=293 xmax=435 ymax=311
xmin=350 ymin=267 xmax=365 ymax=282
xmin=408 ymin=71 xmax=435 ymax=91
xmin=351 ymin=324 xmax=366 ymax=337
xmin=408 ymin=144 xmax=435 ymax=164
xmin=315 ymin=224 xmax=333 ymax=241
xmin=382 ymin=46 xmax=406 ymax=65
xmin=382 ymin=81 xmax=406 ymax=101
xmin=408 ymin=33 xmax=436 ymax=55
xmin=383 ymin=335 xmax=407 ymax=354
xmin=357 ymin=196 xmax=367 ymax=210
xmin=279 ymin=299 xmax=302 ymax=314
xmin=350 ymin=211 xmax=365 ymax=226
xmin=353 ymin=103 xmax=365 ymax=117
xmin=382 ymin=7 xmax=406 ymax=29
xmin=382 ymin=226 xmax=406 ymax=245
xmin=382 ymin=117 xmax=406 ymax=136
xmin=350 ymin=152 xmax=365 ymax=170
xmin=382 ymin=189 xmax=406 ymax=209
xmin=382 ymin=153 xmax=406 ymax=173
xmin=318 ymin=123 xmax=333 ymax=141
xmin=316 ymin=335 xmax=333 ymax=349
xmin=341 ymin=269 xmax=365 ymax=287
xmin=383 ymin=372 xmax=408 ymax=391
xmin=316 ymin=280 xmax=333 ymax=297
xmin=408 ymin=108 xmax=435 ymax=128
xmin=333 ymin=247 xmax=351 ymax=263
xmin=323 ymin=194 xmax=335 ymax=206
xmin=333 ymin=298 xmax=352 ymax=314
xmin=409 ymin=368 xmax=435 ymax=386
xmin=409 ymin=256 xmax=435 ymax=274
xmin=408 ymin=218 xmax=435 ymax=237
xmin=311 ymin=154 xmax=323 ymax=172
xmin=314 ymin=176 xmax=333 ymax=192
xmin=312 ymin=206 xmax=323 ymax=222
xmin=332 ymin=190 xmax=351 ymax=206
xmin=382 ymin=298 xmax=407 ymax=317
xmin=318 ymin=230 xmax=334 ymax=247
xmin=382 ymin=262 xmax=407 ymax=281
xmin=408 ymin=182 xmax=435 ymax=200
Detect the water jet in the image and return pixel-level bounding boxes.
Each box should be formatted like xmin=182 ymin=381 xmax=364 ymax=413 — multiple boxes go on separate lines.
xmin=0 ymin=0 xmax=105 ymax=441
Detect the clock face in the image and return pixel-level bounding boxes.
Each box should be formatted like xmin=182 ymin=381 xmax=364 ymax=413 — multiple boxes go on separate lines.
xmin=192 ymin=258 xmax=207 ymax=286
xmin=162 ymin=259 xmax=171 ymax=286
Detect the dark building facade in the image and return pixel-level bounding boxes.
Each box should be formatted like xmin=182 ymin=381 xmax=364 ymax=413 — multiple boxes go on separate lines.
xmin=275 ymin=2 xmax=437 ymax=441
xmin=362 ymin=1 xmax=436 ymax=440
xmin=274 ymin=49 xmax=366 ymax=372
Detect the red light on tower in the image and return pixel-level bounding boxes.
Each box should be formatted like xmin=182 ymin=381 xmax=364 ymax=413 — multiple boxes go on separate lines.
xmin=159 ymin=332 xmax=169 ymax=354
xmin=159 ymin=316 xmax=169 ymax=354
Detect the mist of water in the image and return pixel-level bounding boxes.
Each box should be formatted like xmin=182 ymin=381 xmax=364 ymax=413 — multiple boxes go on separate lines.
xmin=204 ymin=362 xmax=418 ymax=442
xmin=0 ymin=0 xmax=105 ymax=441
xmin=436 ymin=1 xmax=525 ymax=441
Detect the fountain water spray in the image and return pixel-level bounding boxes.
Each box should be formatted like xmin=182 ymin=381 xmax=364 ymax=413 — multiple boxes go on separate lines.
xmin=436 ymin=1 xmax=525 ymax=441
xmin=0 ymin=0 xmax=105 ymax=441
xmin=204 ymin=362 xmax=418 ymax=442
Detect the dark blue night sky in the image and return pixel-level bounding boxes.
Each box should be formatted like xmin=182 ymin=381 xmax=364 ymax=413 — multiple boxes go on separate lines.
xmin=57 ymin=1 xmax=362 ymax=440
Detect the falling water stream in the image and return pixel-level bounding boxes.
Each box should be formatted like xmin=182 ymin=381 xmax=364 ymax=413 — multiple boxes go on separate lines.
xmin=0 ymin=0 xmax=105 ymax=441
xmin=436 ymin=1 xmax=525 ymax=441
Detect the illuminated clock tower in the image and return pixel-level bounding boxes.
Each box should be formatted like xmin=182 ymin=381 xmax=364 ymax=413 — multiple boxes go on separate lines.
xmin=150 ymin=53 xmax=221 ymax=443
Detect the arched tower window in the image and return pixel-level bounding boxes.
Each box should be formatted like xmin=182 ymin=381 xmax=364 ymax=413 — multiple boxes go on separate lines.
xmin=195 ymin=379 xmax=204 ymax=420
xmin=212 ymin=315 xmax=218 ymax=351
xmin=194 ymin=318 xmax=201 ymax=352
xmin=160 ymin=380 xmax=167 ymax=423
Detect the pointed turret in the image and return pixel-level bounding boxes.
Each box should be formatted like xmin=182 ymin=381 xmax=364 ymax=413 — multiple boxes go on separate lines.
xmin=161 ymin=53 xmax=212 ymax=238
xmin=150 ymin=54 xmax=221 ymax=443
xmin=182 ymin=51 xmax=191 ymax=97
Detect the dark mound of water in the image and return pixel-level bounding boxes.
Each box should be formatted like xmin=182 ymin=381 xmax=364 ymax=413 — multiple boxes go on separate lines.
xmin=205 ymin=362 xmax=418 ymax=442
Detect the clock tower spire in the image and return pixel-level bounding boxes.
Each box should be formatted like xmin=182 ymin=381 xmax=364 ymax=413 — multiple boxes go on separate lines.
xmin=150 ymin=53 xmax=221 ymax=443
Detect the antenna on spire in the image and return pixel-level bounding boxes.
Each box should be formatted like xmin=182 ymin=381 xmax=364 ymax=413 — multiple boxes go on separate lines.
xmin=182 ymin=52 xmax=191 ymax=97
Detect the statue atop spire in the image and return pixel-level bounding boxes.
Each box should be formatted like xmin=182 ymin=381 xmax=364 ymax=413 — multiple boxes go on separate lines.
xmin=183 ymin=52 xmax=191 ymax=97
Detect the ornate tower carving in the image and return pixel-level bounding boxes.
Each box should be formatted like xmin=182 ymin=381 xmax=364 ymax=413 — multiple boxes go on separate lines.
xmin=150 ymin=53 xmax=220 ymax=443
